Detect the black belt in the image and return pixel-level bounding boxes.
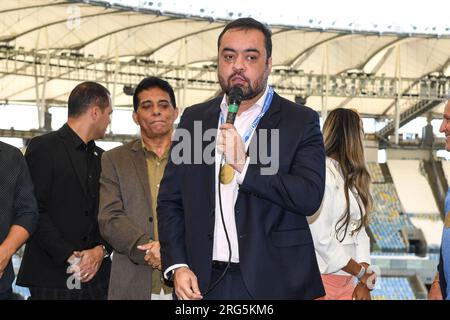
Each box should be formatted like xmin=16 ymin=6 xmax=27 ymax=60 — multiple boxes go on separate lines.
xmin=212 ymin=260 xmax=240 ymax=270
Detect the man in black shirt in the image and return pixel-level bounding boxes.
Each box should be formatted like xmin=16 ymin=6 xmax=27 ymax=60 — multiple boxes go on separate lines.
xmin=17 ymin=81 xmax=113 ymax=300
xmin=0 ymin=141 xmax=38 ymax=300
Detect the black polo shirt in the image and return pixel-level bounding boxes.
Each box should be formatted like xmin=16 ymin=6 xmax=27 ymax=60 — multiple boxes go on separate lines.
xmin=64 ymin=124 xmax=100 ymax=216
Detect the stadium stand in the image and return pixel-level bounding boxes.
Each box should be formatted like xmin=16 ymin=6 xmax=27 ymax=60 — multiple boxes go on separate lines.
xmin=367 ymin=160 xmax=443 ymax=297
xmin=371 ymin=277 xmax=416 ymax=300
xmin=367 ymin=162 xmax=385 ymax=183
xmin=387 ymin=160 xmax=439 ymax=215
xmin=367 ymin=163 xmax=415 ymax=252
xmin=409 ymin=215 xmax=443 ymax=252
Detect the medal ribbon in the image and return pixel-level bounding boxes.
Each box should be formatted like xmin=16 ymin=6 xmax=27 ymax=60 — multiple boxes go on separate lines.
xmin=219 ymin=86 xmax=274 ymax=144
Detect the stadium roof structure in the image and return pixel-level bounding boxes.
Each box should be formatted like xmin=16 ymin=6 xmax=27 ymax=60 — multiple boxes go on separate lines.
xmin=0 ymin=0 xmax=448 ymax=132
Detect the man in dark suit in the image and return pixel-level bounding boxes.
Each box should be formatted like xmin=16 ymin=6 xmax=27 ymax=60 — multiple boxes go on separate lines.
xmin=17 ymin=82 xmax=113 ymax=300
xmin=158 ymin=18 xmax=326 ymax=300
xmin=0 ymin=141 xmax=39 ymax=300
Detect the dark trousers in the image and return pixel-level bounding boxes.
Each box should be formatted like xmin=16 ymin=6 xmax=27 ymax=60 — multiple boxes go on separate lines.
xmin=203 ymin=261 xmax=252 ymax=300
xmin=0 ymin=288 xmax=12 ymax=300
xmin=29 ymin=262 xmax=110 ymax=300
xmin=29 ymin=282 xmax=108 ymax=300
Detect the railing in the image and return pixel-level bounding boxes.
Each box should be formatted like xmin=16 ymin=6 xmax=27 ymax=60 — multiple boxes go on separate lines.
xmin=377 ymin=99 xmax=443 ymax=138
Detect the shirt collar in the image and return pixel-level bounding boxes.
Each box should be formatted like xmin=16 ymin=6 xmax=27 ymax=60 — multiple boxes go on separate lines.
xmin=64 ymin=123 xmax=95 ymax=151
xmin=141 ymin=139 xmax=169 ymax=160
xmin=220 ymin=85 xmax=270 ymax=116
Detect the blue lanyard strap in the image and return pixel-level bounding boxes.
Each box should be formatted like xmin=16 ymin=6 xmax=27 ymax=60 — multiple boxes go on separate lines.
xmin=219 ymin=86 xmax=274 ymax=144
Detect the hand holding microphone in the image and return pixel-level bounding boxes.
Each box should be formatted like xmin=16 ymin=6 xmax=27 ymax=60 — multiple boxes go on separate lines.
xmin=217 ymin=124 xmax=247 ymax=173
xmin=225 ymin=86 xmax=243 ymax=125
xmin=217 ymin=87 xmax=247 ymax=175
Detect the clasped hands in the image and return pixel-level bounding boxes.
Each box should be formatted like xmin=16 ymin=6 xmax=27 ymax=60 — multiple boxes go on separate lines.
xmin=67 ymin=245 xmax=104 ymax=283
xmin=137 ymin=241 xmax=161 ymax=270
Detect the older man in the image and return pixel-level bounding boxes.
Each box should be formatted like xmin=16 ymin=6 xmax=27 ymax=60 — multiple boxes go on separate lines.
xmin=98 ymin=77 xmax=178 ymax=300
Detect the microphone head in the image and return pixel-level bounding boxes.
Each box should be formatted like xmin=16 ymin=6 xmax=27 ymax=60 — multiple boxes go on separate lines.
xmin=228 ymin=86 xmax=244 ymax=105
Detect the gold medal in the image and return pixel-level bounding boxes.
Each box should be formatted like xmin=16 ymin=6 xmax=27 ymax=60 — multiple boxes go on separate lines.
xmin=220 ymin=164 xmax=235 ymax=184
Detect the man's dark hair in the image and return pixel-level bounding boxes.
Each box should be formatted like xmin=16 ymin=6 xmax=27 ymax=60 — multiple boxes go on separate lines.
xmin=217 ymin=17 xmax=272 ymax=60
xmin=68 ymin=81 xmax=111 ymax=117
xmin=133 ymin=77 xmax=177 ymax=112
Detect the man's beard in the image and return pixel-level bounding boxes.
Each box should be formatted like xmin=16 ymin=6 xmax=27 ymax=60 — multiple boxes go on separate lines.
xmin=219 ymin=70 xmax=268 ymax=101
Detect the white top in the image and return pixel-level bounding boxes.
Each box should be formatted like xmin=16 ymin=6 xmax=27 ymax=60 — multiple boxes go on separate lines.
xmin=213 ymin=85 xmax=269 ymax=262
xmin=307 ymin=157 xmax=371 ymax=276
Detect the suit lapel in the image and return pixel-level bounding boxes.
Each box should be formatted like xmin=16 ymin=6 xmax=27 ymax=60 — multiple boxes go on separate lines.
xmin=246 ymin=92 xmax=281 ymax=161
xmin=58 ymin=126 xmax=88 ymax=198
xmin=130 ymin=140 xmax=153 ymax=212
xmin=204 ymin=97 xmax=222 ymax=208
xmin=253 ymin=92 xmax=281 ymax=133
xmin=236 ymin=93 xmax=282 ymax=217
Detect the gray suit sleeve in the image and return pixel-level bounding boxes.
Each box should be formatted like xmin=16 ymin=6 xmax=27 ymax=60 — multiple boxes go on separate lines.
xmin=98 ymin=151 xmax=151 ymax=265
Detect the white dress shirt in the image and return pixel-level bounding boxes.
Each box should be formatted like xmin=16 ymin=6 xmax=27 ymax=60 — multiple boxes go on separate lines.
xmin=307 ymin=157 xmax=371 ymax=276
xmin=213 ymin=85 xmax=270 ymax=262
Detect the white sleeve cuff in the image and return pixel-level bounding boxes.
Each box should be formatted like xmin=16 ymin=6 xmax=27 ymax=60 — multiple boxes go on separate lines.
xmin=356 ymin=228 xmax=371 ymax=265
xmin=236 ymin=157 xmax=251 ymax=185
xmin=164 ymin=263 xmax=189 ymax=280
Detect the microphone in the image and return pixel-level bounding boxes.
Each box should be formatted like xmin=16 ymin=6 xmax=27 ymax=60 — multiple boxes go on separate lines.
xmin=225 ymin=86 xmax=244 ymax=125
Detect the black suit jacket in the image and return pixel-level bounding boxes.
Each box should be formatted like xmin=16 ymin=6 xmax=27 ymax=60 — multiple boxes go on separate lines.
xmin=17 ymin=124 xmax=110 ymax=289
xmin=158 ymin=92 xmax=326 ymax=299
xmin=0 ymin=142 xmax=38 ymax=292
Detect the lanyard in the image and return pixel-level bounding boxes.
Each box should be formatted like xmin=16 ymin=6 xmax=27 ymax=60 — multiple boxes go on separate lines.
xmin=219 ymin=86 xmax=274 ymax=144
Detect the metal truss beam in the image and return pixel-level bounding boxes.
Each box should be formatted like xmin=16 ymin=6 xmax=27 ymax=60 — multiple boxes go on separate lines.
xmin=0 ymin=46 xmax=448 ymax=105
xmin=0 ymin=128 xmax=137 ymax=144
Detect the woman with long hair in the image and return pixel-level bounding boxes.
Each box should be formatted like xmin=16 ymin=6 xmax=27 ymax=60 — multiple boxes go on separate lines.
xmin=308 ymin=108 xmax=375 ymax=300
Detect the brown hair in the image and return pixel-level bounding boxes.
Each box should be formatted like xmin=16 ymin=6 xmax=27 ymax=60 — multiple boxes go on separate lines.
xmin=322 ymin=108 xmax=372 ymax=241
